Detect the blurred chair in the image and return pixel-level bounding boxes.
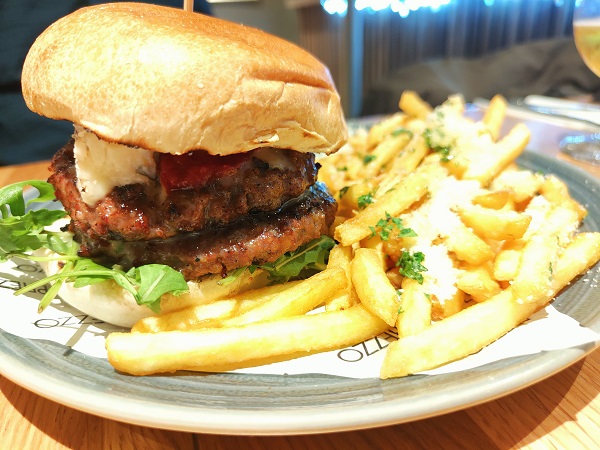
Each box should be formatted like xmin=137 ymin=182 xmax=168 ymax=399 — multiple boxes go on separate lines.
xmin=361 ymin=37 xmax=600 ymax=115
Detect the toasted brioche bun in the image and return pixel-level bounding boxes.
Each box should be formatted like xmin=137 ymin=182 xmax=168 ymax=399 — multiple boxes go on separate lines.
xmin=38 ymin=248 xmax=271 ymax=328
xmin=21 ymin=2 xmax=347 ymax=156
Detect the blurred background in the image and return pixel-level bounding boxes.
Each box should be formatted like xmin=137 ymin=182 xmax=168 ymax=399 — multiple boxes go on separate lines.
xmin=2 ymin=0 xmax=599 ymax=164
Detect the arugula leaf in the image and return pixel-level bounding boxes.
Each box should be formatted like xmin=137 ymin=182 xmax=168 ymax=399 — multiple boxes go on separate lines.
xmin=221 ymin=236 xmax=335 ymax=285
xmin=0 ymin=181 xmax=69 ymax=261
xmin=129 ymin=265 xmax=189 ymax=312
xmin=258 ymin=235 xmax=335 ymax=283
xmin=0 ymin=180 xmax=59 ymax=217
xmin=396 ymin=250 xmax=428 ymax=284
xmin=2 ymin=181 xmax=189 ymax=313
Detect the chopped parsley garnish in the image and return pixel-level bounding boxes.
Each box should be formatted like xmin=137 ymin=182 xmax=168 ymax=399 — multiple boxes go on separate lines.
xmin=339 ymin=186 xmax=350 ymax=198
xmin=391 ymin=128 xmax=414 ymax=138
xmin=396 ymin=250 xmax=428 ymax=284
xmin=363 ymin=154 xmax=377 ymax=165
xmin=369 ymin=212 xmax=417 ymax=241
xmin=423 ymin=128 xmax=453 ymax=162
xmin=358 ymin=188 xmax=378 ymax=210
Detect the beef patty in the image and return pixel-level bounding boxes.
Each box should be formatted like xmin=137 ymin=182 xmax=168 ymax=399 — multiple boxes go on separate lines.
xmin=49 ymin=141 xmax=319 ymax=241
xmin=75 ymin=182 xmax=337 ymax=280
xmin=49 ymin=141 xmax=337 ymax=281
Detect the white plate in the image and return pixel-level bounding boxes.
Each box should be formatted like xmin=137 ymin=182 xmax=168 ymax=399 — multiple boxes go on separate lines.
xmin=1 ymin=150 xmax=599 ymax=435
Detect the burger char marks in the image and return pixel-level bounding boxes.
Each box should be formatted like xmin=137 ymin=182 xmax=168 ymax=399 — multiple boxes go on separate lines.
xmin=74 ymin=183 xmax=337 ymax=281
xmin=49 ymin=141 xmax=319 ymax=241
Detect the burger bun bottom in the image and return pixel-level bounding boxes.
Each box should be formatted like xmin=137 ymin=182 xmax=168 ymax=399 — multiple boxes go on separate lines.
xmin=37 ymin=249 xmax=270 ymax=328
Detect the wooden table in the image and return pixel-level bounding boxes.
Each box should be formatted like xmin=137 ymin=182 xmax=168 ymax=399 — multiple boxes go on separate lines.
xmin=2 ymin=111 xmax=600 ymax=449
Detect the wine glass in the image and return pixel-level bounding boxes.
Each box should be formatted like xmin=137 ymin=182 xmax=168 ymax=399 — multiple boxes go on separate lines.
xmin=559 ymin=0 xmax=600 ymax=165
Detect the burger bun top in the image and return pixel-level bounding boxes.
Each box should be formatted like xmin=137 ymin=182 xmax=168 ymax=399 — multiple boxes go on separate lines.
xmin=21 ymin=2 xmax=347 ymax=157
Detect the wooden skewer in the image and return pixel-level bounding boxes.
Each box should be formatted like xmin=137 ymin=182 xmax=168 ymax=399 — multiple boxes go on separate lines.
xmin=183 ymin=0 xmax=194 ymax=12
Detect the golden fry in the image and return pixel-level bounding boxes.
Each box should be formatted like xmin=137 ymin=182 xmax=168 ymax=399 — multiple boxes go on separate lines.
xmin=456 ymin=265 xmax=501 ymax=303
xmin=471 ymin=190 xmax=510 ymax=210
xmin=133 ymin=280 xmax=301 ymax=333
xmin=381 ymin=231 xmax=600 ymax=378
xmin=444 ymin=222 xmax=494 ymax=265
xmin=398 ymin=90 xmax=432 ymax=119
xmin=493 ymin=239 xmax=526 ymax=281
xmin=107 ymin=305 xmax=389 ymax=376
xmin=223 ymin=267 xmax=346 ymax=327
xmin=489 ymin=168 xmax=544 ymax=204
xmin=366 ymin=112 xmax=408 ymax=149
xmin=325 ymin=245 xmax=359 ymax=311
xmin=396 ymin=277 xmax=431 ymax=337
xmin=363 ymin=133 xmax=412 ymax=179
xmin=540 ymin=174 xmax=588 ymax=221
xmin=457 ymin=206 xmax=531 ymax=241
xmin=462 ymin=123 xmax=530 ymax=186
xmin=351 ymin=248 xmax=400 ymax=326
xmin=512 ymin=206 xmax=580 ymax=303
xmin=482 ymin=94 xmax=507 ymax=141
xmin=334 ymin=162 xmax=446 ymax=246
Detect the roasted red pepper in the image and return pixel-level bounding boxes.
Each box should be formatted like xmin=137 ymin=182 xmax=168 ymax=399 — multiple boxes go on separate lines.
xmin=159 ymin=150 xmax=251 ymax=192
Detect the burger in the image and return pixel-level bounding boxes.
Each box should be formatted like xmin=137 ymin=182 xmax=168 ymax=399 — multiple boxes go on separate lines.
xmin=20 ymin=3 xmax=347 ymax=327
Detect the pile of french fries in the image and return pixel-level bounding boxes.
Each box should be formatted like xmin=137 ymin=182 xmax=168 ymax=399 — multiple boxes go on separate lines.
xmin=106 ymin=91 xmax=600 ymax=379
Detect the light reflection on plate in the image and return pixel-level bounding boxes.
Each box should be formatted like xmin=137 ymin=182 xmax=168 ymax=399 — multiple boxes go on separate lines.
xmin=1 ymin=150 xmax=599 ymax=435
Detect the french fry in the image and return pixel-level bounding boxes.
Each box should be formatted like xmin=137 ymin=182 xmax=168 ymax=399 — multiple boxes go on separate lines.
xmin=337 ymin=181 xmax=373 ymax=215
xmin=380 ymin=232 xmax=600 ymax=378
xmin=363 ymin=132 xmax=412 ymax=179
xmin=462 ymin=123 xmax=530 ymax=186
xmin=334 ymin=162 xmax=446 ymax=246
xmin=512 ymin=205 xmax=580 ymax=303
xmin=134 ymin=268 xmax=346 ymax=332
xmin=493 ymin=239 xmax=526 ymax=281
xmin=133 ymin=280 xmax=302 ymax=333
xmin=456 ymin=265 xmax=501 ymax=303
xmin=432 ymin=289 xmax=466 ymax=320
xmin=107 ymin=304 xmax=389 ymax=376
xmin=325 ymin=245 xmax=359 ymax=311
xmin=222 ymin=267 xmax=346 ymax=326
xmin=351 ymin=248 xmax=400 ymax=326
xmin=444 ymin=222 xmax=494 ymax=265
xmin=396 ymin=277 xmax=431 ymax=337
xmin=489 ymin=168 xmax=544 ymax=204
xmin=378 ymin=134 xmax=429 ymax=192
xmin=482 ymin=94 xmax=507 ymax=141
xmin=540 ymin=174 xmax=588 ymax=221
xmin=471 ymin=190 xmax=510 ymax=210
xmin=366 ymin=112 xmax=408 ymax=149
xmin=399 ymin=90 xmax=432 ymax=119
xmin=457 ymin=206 xmax=531 ymax=241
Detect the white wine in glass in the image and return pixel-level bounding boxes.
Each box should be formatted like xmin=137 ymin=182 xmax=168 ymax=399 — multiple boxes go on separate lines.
xmin=559 ymin=0 xmax=600 ymax=165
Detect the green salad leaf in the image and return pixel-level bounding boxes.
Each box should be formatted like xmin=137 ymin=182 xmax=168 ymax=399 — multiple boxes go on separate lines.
xmin=221 ymin=235 xmax=336 ymax=285
xmin=0 ymin=181 xmax=189 ymax=313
